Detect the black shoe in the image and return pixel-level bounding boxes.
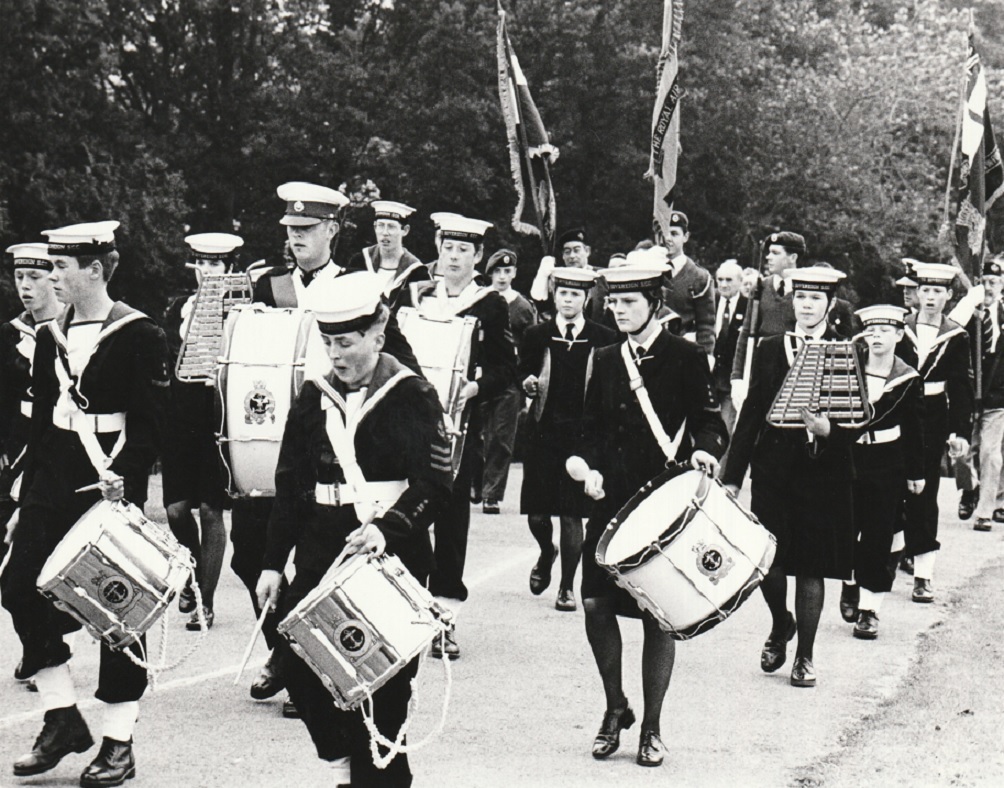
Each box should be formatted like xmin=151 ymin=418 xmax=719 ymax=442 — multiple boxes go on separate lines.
xmin=899 ymin=555 xmax=914 ymax=575
xmin=431 ymin=627 xmax=460 ymax=660
xmin=790 ymin=656 xmax=816 ymax=687
xmin=529 ymin=545 xmax=557 ymax=596
xmin=177 ymin=585 xmax=196 ymax=615
xmin=853 ymin=610 xmax=879 ymax=640
xmin=912 ymin=578 xmax=934 ymax=603
xmin=761 ymin=611 xmax=796 ymax=673
xmin=555 ymin=588 xmax=577 ymax=612
xmin=470 ymin=488 xmax=482 ymax=504
xmin=958 ymin=489 xmax=978 ymax=520
xmin=592 ymin=704 xmax=635 ymax=759
xmin=482 ymin=499 xmax=500 ymax=515
xmin=79 ymin=737 xmax=135 ymax=787
xmin=636 ymin=729 xmax=666 ymax=767
xmin=974 ymin=518 xmax=993 ymax=532
xmin=250 ymin=652 xmax=285 ymax=700
xmin=27 ymin=679 xmax=38 ymax=692
xmin=994 ymin=508 xmax=1004 ymax=524
xmin=185 ymin=606 xmax=214 ymax=631
xmin=281 ymin=695 xmax=300 ymax=719
xmin=839 ymin=584 xmax=859 ymax=623
xmin=13 ymin=705 xmax=94 ymax=776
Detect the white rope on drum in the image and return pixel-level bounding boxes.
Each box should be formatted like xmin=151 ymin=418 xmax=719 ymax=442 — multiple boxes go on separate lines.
xmin=361 ymin=631 xmax=454 ymax=770
xmin=119 ymin=569 xmax=208 ymax=690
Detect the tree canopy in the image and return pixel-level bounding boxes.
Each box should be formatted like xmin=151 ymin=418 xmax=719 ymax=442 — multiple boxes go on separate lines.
xmin=1 ymin=0 xmax=1001 ymax=316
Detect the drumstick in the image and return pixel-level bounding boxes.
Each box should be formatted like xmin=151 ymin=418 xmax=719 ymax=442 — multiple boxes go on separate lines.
xmin=233 ymin=603 xmax=271 ymax=686
xmin=74 ymin=482 xmax=102 ymax=494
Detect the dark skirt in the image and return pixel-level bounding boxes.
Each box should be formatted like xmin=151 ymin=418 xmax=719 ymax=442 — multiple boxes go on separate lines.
xmin=519 ymin=427 xmax=592 ymax=517
xmin=161 ymin=379 xmax=228 ymax=509
xmin=750 ymin=477 xmax=853 ymax=580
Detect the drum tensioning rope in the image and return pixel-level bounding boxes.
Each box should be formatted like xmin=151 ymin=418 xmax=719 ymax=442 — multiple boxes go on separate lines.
xmin=361 ymin=623 xmax=455 ymax=770
xmin=120 ymin=570 xmax=208 ymax=690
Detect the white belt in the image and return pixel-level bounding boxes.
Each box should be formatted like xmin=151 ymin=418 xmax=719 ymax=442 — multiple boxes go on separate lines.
xmin=924 ymin=381 xmax=946 ymax=396
xmin=315 ymin=480 xmax=407 ymax=508
xmin=20 ymin=401 xmax=32 ymax=418
xmin=52 ymin=411 xmax=126 ymax=434
xmin=856 ymin=426 xmax=901 ymax=445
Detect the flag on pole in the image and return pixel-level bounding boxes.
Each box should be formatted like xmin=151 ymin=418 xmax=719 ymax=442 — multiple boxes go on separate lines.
xmin=497 ymin=3 xmax=558 ymax=250
xmin=646 ymin=0 xmax=685 ymax=243
xmin=955 ymin=31 xmax=1004 ymax=275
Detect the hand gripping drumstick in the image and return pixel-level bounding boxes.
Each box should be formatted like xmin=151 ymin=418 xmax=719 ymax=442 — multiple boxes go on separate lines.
xmin=233 ymin=603 xmax=271 ymax=686
xmin=565 ymin=455 xmax=591 ymax=482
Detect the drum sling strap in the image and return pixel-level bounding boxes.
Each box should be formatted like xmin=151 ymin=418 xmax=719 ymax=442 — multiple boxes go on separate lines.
xmin=49 ymin=314 xmax=146 ymax=479
xmin=313 ymin=372 xmax=414 ymax=522
xmin=620 ymin=342 xmax=687 ymax=464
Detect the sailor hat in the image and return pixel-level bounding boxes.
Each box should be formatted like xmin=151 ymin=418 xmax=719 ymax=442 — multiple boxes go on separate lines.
xmin=856 ymin=304 xmax=908 ymax=327
xmin=302 ymin=271 xmax=385 ymax=335
xmin=185 ymin=232 xmax=244 ymax=261
xmin=42 ymin=221 xmax=120 ymax=255
xmin=371 ymin=200 xmax=416 ymax=223
xmin=7 ymin=242 xmax=54 ymax=271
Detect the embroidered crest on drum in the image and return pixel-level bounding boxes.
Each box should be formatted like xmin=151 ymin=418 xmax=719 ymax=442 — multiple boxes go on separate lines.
xmin=244 ymin=380 xmax=276 ymax=425
xmin=91 ymin=573 xmax=137 ymax=609
xmin=692 ymin=541 xmax=734 ymax=585
xmin=334 ymin=620 xmax=373 ymax=658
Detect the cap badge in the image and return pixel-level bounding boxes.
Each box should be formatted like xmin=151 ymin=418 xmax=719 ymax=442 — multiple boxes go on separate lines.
xmin=294 ymin=201 xmax=304 ymax=212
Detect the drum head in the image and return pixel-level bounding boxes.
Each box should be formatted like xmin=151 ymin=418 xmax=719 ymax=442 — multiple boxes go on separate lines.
xmin=37 ymin=500 xmax=110 ymax=585
xmin=602 ymin=467 xmax=705 ymax=566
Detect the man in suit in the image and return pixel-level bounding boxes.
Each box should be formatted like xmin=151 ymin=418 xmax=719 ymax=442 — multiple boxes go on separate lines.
xmin=713 ymin=259 xmax=747 ymax=432
xmin=971 ymin=257 xmax=1004 ymax=532
xmin=730 ymin=231 xmax=803 ymax=409
xmin=661 ymin=211 xmax=716 ymax=358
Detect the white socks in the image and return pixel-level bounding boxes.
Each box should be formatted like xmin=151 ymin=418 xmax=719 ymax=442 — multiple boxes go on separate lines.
xmin=913 ymin=550 xmax=937 ymax=581
xmin=101 ymin=701 xmax=139 ymax=742
xmin=34 ymin=664 xmax=77 ymax=711
xmin=858 ymin=588 xmax=885 ymax=614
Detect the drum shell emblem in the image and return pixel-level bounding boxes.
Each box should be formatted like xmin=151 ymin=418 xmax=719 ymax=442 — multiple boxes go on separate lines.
xmin=244 ymin=380 xmax=276 ymax=425
xmin=692 ymin=540 xmax=734 ymax=585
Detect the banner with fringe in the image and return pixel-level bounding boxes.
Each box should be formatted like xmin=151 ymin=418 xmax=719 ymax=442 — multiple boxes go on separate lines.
xmin=497 ymin=4 xmax=558 ymax=250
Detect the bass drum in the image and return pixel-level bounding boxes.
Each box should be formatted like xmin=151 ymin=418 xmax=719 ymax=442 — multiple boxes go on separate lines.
xmin=216 ymin=305 xmax=324 ymax=497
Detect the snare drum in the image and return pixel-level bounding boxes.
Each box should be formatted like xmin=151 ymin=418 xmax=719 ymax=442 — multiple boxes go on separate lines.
xmin=596 ymin=467 xmax=776 ymax=640
xmin=279 ymin=552 xmax=449 ymax=710
xmin=396 ymin=306 xmax=478 ymax=477
xmin=216 ymin=305 xmax=323 ymax=497
xmin=37 ymin=500 xmax=195 ymax=650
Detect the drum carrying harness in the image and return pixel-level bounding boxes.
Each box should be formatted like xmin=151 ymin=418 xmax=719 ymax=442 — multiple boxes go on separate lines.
xmin=620 ymin=341 xmax=687 ymax=463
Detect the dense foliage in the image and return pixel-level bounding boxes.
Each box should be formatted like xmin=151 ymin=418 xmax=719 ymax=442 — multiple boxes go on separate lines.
xmin=1 ymin=0 xmax=1002 ymax=316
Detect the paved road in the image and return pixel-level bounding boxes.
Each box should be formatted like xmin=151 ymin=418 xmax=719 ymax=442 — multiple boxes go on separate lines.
xmin=0 ymin=467 xmax=1001 ymax=787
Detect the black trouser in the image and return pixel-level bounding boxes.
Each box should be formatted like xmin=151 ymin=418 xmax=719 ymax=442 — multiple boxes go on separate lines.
xmin=279 ymin=567 xmax=416 ymax=786
xmin=902 ymin=397 xmax=947 ymax=557
xmin=0 ymin=498 xmax=147 ymax=702
xmin=428 ymin=413 xmax=479 ymax=602
xmin=852 ymin=469 xmax=902 ymax=593
xmin=230 ymin=496 xmax=287 ymax=651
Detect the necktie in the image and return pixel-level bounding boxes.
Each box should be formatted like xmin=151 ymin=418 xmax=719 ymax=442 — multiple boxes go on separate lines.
xmin=301 ymin=267 xmax=318 ymax=287
xmin=564 ymin=324 xmax=576 ymax=343
xmin=718 ymin=299 xmax=731 ymax=340
xmin=983 ymin=309 xmax=994 ymax=357
xmin=777 ymin=280 xmax=786 ymax=297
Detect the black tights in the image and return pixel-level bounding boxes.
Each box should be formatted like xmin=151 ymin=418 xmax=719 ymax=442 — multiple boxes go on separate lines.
xmin=528 ymin=515 xmax=584 ymax=591
xmin=583 ymin=598 xmax=675 ymax=733
xmin=759 ymin=565 xmax=825 ymax=660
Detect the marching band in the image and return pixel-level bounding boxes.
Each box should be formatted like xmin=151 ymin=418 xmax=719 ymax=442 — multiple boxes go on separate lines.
xmin=0 ymin=185 xmax=993 ymax=787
